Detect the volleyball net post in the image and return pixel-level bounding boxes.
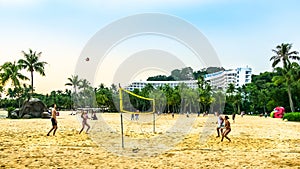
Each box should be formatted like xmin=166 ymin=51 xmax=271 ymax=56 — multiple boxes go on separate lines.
xmin=119 ymin=87 xmax=125 ymax=149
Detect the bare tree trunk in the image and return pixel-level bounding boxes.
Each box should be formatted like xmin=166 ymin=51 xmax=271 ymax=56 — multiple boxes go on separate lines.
xmin=31 ymin=71 xmax=34 ymax=95
xmin=287 ymin=84 xmax=295 ymax=112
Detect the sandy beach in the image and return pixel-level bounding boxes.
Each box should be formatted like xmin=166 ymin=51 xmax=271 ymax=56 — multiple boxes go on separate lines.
xmin=0 ymin=111 xmax=299 ymax=169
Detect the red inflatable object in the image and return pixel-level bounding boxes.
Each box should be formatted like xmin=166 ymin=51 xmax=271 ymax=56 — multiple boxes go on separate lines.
xmin=273 ymin=107 xmax=285 ymax=118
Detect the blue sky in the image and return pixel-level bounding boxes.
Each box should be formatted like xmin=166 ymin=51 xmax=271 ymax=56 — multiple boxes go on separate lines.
xmin=1 ymin=0 xmax=300 ymax=93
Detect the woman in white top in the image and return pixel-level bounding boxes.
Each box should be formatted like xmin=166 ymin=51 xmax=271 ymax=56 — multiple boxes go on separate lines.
xmin=216 ymin=113 xmax=224 ymax=137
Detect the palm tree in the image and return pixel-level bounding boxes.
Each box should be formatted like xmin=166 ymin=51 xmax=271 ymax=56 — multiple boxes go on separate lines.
xmin=270 ymin=43 xmax=300 ymax=112
xmin=170 ymin=86 xmax=181 ymax=113
xmin=63 ymin=89 xmax=73 ymax=109
xmin=18 ymin=49 xmax=47 ymax=94
xmin=0 ymin=61 xmax=29 ymax=108
xmin=226 ymin=83 xmax=235 ymax=96
xmin=270 ymin=43 xmax=299 ymax=69
xmin=0 ymin=61 xmax=29 ymax=89
xmin=226 ymin=83 xmax=238 ymax=113
xmin=272 ymin=64 xmax=299 ymax=112
xmin=65 ymin=75 xmax=83 ymax=109
xmin=211 ymin=89 xmax=226 ymax=114
xmin=65 ymin=75 xmax=82 ymax=94
xmin=96 ymin=85 xmax=109 ymax=112
xmin=7 ymin=84 xmax=31 ymax=109
xmin=79 ymin=79 xmax=90 ymax=90
xmin=149 ymin=88 xmax=166 ymax=113
xmin=162 ymin=84 xmax=173 ymax=112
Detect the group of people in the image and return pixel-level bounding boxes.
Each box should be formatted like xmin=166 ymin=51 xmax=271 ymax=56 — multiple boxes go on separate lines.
xmin=47 ymin=104 xmax=91 ymax=136
xmin=46 ymin=105 xmax=232 ymax=142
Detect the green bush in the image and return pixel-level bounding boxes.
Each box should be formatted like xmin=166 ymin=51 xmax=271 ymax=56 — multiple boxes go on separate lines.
xmin=283 ymin=112 xmax=300 ymax=122
xmin=6 ymin=107 xmax=16 ymax=118
xmin=270 ymin=111 xmax=274 ymax=118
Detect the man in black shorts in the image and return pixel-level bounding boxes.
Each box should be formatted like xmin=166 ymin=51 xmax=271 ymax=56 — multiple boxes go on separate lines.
xmin=47 ymin=104 xmax=58 ymax=136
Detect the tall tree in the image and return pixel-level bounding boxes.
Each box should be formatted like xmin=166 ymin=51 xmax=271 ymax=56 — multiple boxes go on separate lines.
xmin=65 ymin=75 xmax=82 ymax=94
xmin=0 ymin=62 xmax=29 ymax=108
xmin=0 ymin=61 xmax=29 ymax=89
xmin=18 ymin=49 xmax=47 ymax=94
xmin=197 ymin=77 xmax=213 ymax=113
xmin=270 ymin=43 xmax=299 ymax=69
xmin=272 ymin=64 xmax=299 ymax=112
xmin=95 ymin=84 xmax=109 ymax=112
xmin=270 ymin=43 xmax=300 ymax=112
xmin=65 ymin=75 xmax=83 ymax=109
xmin=162 ymin=84 xmax=173 ymax=112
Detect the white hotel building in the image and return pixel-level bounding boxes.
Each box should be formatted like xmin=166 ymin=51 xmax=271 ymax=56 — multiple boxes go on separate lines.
xmin=126 ymin=80 xmax=198 ymax=91
xmin=126 ymin=67 xmax=252 ymax=91
xmin=204 ymin=67 xmax=252 ymax=89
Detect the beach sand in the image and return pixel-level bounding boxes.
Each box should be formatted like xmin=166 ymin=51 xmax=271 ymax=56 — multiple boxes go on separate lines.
xmin=0 ymin=111 xmax=299 ymax=168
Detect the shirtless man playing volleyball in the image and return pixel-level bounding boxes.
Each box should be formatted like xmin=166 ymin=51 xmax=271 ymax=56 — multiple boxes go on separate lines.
xmin=47 ymin=104 xmax=58 ymax=136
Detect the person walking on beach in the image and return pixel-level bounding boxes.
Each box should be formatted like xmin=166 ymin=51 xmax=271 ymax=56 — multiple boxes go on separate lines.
xmin=91 ymin=110 xmax=98 ymax=120
xmin=79 ymin=111 xmax=90 ymax=134
xmin=232 ymin=113 xmax=236 ymax=123
xmin=264 ymin=112 xmax=268 ymax=118
xmin=47 ymin=104 xmax=58 ymax=136
xmin=241 ymin=111 xmax=245 ymax=117
xmin=216 ymin=113 xmax=224 ymax=137
xmin=135 ymin=110 xmax=139 ymax=120
xmin=221 ymin=115 xmax=231 ymax=142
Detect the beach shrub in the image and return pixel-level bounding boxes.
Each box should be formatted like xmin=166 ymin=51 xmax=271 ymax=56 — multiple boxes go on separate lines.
xmin=270 ymin=111 xmax=274 ymax=118
xmin=6 ymin=107 xmax=15 ymax=118
xmin=283 ymin=112 xmax=300 ymax=122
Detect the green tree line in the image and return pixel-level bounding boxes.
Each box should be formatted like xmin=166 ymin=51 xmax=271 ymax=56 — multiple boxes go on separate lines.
xmin=1 ymin=43 xmax=300 ymax=114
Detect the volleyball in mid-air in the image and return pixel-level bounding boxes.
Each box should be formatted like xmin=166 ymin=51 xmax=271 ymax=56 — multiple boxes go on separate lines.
xmin=85 ymin=57 xmax=90 ymax=61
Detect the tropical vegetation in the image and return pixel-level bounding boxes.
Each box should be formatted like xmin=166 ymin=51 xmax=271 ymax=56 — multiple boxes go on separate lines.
xmin=0 ymin=44 xmax=300 ymax=117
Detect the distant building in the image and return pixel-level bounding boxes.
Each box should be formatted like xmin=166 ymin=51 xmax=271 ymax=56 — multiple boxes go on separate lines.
xmin=126 ymin=80 xmax=198 ymax=91
xmin=126 ymin=67 xmax=252 ymax=91
xmin=204 ymin=67 xmax=252 ymax=89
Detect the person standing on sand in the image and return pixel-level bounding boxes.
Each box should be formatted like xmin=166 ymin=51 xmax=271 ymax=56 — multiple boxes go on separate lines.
xmin=135 ymin=110 xmax=139 ymax=120
xmin=221 ymin=115 xmax=231 ymax=142
xmin=186 ymin=111 xmax=189 ymax=118
xmin=79 ymin=111 xmax=90 ymax=134
xmin=241 ymin=111 xmax=244 ymax=117
xmin=232 ymin=113 xmax=236 ymax=123
xmin=264 ymin=112 xmax=268 ymax=118
xmin=216 ymin=113 xmax=224 ymax=137
xmin=47 ymin=104 xmax=58 ymax=136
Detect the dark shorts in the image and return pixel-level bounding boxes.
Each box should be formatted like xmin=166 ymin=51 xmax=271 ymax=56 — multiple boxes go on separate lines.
xmin=51 ymin=118 xmax=57 ymax=126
